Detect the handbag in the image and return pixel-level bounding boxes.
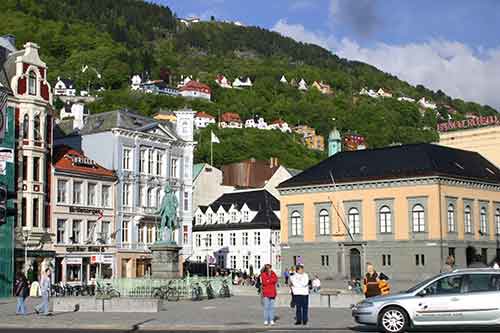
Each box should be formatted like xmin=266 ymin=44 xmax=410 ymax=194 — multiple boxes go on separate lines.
xmin=290 ymin=294 xmax=296 ymax=308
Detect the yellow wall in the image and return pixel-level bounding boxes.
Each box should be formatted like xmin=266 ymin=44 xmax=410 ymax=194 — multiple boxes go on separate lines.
xmin=281 ymin=181 xmax=500 ymax=243
xmin=439 ymin=126 xmax=500 ymax=167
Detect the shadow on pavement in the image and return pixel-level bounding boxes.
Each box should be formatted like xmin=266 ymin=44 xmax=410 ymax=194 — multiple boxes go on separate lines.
xmin=349 ymin=325 xmax=500 ymax=333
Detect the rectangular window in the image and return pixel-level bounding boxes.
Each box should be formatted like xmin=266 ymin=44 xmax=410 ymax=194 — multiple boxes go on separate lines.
xmin=217 ymin=233 xmax=224 ymax=246
xmin=101 ymin=221 xmax=110 ymax=244
xmin=195 ymin=234 xmax=201 ymax=247
xmin=448 ymin=247 xmax=456 ymax=258
xmin=22 ymin=156 xmax=28 ymax=181
xmin=122 ymin=221 xmax=129 ymax=243
xmin=230 ymin=233 xmax=236 ymax=246
xmin=72 ymin=220 xmax=81 ymax=244
xmin=28 ymin=72 xmax=36 ymax=95
xmin=20 ymin=198 xmax=26 ymax=227
xmin=321 ymin=255 xmax=330 ymax=267
xmin=102 ymin=185 xmax=111 ymax=207
xmin=87 ymin=183 xmax=97 ymax=206
xmin=122 ymin=148 xmax=132 ymax=170
xmin=242 ymin=255 xmax=249 ymax=270
xmin=205 ymin=234 xmax=212 ymax=247
xmin=33 ymin=157 xmax=40 ymax=182
xmin=57 ymin=219 xmax=66 ymax=244
xmin=32 ymin=198 xmax=39 ymax=227
xmin=171 ymin=158 xmax=178 ymax=178
xmin=148 ymin=149 xmax=154 ymax=174
xmin=243 ymin=211 xmax=249 ymax=222
xmin=481 ymin=248 xmax=488 ymax=264
xmin=254 ymin=255 xmax=261 ymax=270
xmin=139 ymin=148 xmax=146 ymax=173
xmin=293 ymin=256 xmax=298 ymax=266
xmin=217 ymin=255 xmax=225 ymax=268
xmin=138 ymin=224 xmax=145 ymax=243
xmin=146 ymin=224 xmax=154 ymax=243
xmin=73 ymin=181 xmax=82 ymax=204
xmin=87 ymin=221 xmax=96 ymax=243
xmin=242 ymin=232 xmax=248 ymax=246
xmin=57 ymin=180 xmax=68 ymax=203
xmin=382 ymin=254 xmax=392 ymax=266
xmin=230 ymin=256 xmax=237 ymax=269
xmin=156 ymin=150 xmax=164 ymax=176
xmin=254 ymin=232 xmax=261 ymax=246
xmin=416 ymin=254 xmax=425 ymax=266
xmin=184 ymin=192 xmax=189 ymax=211
xmin=122 ymin=184 xmax=131 ymax=206
xmin=183 ymin=226 xmax=189 ymax=245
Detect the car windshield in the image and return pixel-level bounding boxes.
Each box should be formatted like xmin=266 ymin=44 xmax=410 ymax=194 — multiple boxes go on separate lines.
xmin=405 ymin=275 xmax=441 ymax=293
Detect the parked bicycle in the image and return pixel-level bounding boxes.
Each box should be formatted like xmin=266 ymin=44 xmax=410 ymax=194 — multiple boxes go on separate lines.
xmin=218 ymin=279 xmax=231 ymax=298
xmin=95 ymin=282 xmax=120 ymax=298
xmin=152 ymin=280 xmax=180 ymax=302
xmin=191 ymin=282 xmax=203 ymax=301
xmin=203 ymin=280 xmax=215 ymax=300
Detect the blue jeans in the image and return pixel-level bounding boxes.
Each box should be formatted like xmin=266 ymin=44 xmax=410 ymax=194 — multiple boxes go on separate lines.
xmin=263 ymin=297 xmax=275 ymax=322
xmin=294 ymin=295 xmax=309 ymax=323
xmin=16 ymin=297 xmax=26 ymax=315
xmin=35 ymin=292 xmax=49 ymax=315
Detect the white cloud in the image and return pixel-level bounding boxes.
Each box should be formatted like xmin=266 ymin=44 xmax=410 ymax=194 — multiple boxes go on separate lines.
xmin=273 ymin=20 xmax=500 ymax=109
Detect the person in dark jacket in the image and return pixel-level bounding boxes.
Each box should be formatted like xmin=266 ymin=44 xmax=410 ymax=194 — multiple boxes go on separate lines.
xmin=14 ymin=272 xmax=29 ymax=315
xmin=363 ymin=263 xmax=381 ymax=298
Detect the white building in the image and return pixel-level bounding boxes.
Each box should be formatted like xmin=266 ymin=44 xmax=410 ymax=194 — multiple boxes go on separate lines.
xmin=215 ymin=75 xmax=232 ymax=89
xmin=192 ymin=163 xmax=234 ymax=210
xmin=280 ymin=75 xmax=288 ymax=84
xmin=192 ymin=189 xmax=281 ymax=274
xmin=269 ymin=120 xmax=292 ymax=133
xmin=194 ymin=111 xmax=216 ymax=129
xmin=51 ymin=145 xmax=117 ymax=284
xmin=177 ymin=75 xmax=193 ymax=88
xmin=131 ymin=75 xmax=142 ymax=91
xmin=298 ymin=78 xmax=308 ymax=91
xmin=244 ymin=117 xmax=268 ymax=130
xmin=179 ymin=80 xmax=211 ymax=100
xmin=359 ymin=88 xmax=379 ymax=98
xmin=59 ymin=102 xmax=88 ymax=131
xmin=54 ymin=77 xmax=77 ymax=97
xmin=232 ymin=77 xmax=253 ymax=88
xmin=418 ymin=97 xmax=437 ymax=110
xmin=397 ymin=96 xmax=416 ymax=103
xmin=377 ymin=88 xmax=392 ymax=98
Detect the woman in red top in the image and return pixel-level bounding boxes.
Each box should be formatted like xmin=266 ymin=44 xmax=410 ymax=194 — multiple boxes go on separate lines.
xmin=260 ymin=264 xmax=278 ymax=325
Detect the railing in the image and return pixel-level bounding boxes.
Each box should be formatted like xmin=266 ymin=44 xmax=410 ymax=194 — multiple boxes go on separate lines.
xmin=96 ymin=276 xmax=230 ymax=299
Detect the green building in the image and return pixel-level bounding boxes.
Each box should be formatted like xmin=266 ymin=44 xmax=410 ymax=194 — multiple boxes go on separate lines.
xmin=0 ymin=103 xmax=16 ymax=297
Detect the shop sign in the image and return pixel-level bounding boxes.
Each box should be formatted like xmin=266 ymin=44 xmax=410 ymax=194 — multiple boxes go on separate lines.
xmin=437 ymin=115 xmax=500 ymax=132
xmin=91 ymin=255 xmax=113 ymax=264
xmin=69 ymin=206 xmax=103 ymax=215
xmin=0 ymin=148 xmax=13 ymax=175
xmin=67 ymin=246 xmax=86 ymax=252
xmin=65 ymin=257 xmax=83 ymax=265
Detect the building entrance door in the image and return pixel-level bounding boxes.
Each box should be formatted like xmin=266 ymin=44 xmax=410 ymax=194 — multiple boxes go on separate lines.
xmin=466 ymin=246 xmax=476 ymax=266
xmin=349 ymin=248 xmax=361 ymax=279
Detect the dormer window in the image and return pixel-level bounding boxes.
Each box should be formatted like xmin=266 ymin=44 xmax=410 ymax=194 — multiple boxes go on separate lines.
xmin=230 ymin=211 xmax=237 ymax=223
xmin=218 ymin=211 xmax=224 ymax=223
xmin=243 ymin=210 xmax=249 ymax=222
xmin=28 ymin=71 xmax=37 ymax=95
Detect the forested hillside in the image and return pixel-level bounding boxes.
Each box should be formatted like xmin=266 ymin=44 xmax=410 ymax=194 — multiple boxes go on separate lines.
xmin=1 ymin=0 xmax=497 ymax=169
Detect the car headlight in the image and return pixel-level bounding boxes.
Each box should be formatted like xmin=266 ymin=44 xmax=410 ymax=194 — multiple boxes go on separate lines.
xmin=356 ymin=301 xmax=374 ymax=308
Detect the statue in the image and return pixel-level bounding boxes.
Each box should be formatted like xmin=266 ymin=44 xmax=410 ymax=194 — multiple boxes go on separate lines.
xmin=156 ymin=184 xmax=179 ymax=244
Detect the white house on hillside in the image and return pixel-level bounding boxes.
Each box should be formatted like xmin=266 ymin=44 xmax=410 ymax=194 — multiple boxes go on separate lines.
xmin=177 ymin=75 xmax=193 ymax=88
xmin=359 ymin=88 xmax=379 ymax=98
xmin=280 ymin=75 xmax=288 ymax=84
xmin=298 ymin=78 xmax=308 ymax=91
xmin=245 ymin=117 xmax=268 ymax=130
xmin=194 ymin=111 xmax=216 ymax=129
xmin=232 ymin=77 xmax=253 ymax=88
xmin=54 ymin=77 xmax=77 ymax=97
xmin=269 ymin=120 xmax=291 ymax=133
xmin=215 ymin=75 xmax=232 ymax=89
xmin=418 ymin=97 xmax=437 ymax=110
xmin=397 ymin=96 xmax=416 ymax=103
xmin=377 ymin=88 xmax=392 ymax=98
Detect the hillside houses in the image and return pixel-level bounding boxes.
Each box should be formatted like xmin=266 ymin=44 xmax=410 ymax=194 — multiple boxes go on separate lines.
xmin=232 ymin=76 xmax=253 ymax=88
xmin=195 ymin=111 xmax=216 ymax=129
xmin=298 ymin=78 xmax=308 ymax=91
xmin=54 ymin=77 xmax=77 ymax=96
xmin=293 ymin=125 xmax=325 ymax=151
xmin=312 ymin=81 xmax=333 ymax=95
xmin=215 ymin=74 xmax=232 ymax=89
xmin=397 ymin=96 xmax=416 ymax=103
xmin=359 ymin=87 xmax=441 ymax=111
xmin=179 ymin=80 xmax=211 ymax=100
xmin=219 ymin=112 xmax=243 ymax=128
xmin=269 ymin=119 xmax=291 ymax=133
xmin=418 ymin=97 xmax=437 ymax=109
xmin=377 ymin=88 xmax=392 ymax=98
xmin=130 ymin=75 xmax=179 ymax=97
xmin=245 ymin=117 xmax=269 ymax=130
xmin=279 ymin=75 xmax=288 ymax=84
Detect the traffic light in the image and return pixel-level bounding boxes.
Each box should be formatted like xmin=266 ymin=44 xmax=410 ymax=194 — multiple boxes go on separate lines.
xmin=0 ymin=183 xmax=16 ymax=226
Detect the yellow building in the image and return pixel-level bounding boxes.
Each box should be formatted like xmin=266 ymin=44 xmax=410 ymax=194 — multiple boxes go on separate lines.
xmin=153 ymin=109 xmax=177 ymax=122
xmin=438 ymin=118 xmax=500 ymax=167
xmin=293 ymin=125 xmax=325 ymax=151
xmin=278 ymin=143 xmax=500 ymax=281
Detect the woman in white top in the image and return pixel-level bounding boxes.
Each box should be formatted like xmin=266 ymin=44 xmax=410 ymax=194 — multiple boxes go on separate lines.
xmin=289 ymin=264 xmax=309 ymax=325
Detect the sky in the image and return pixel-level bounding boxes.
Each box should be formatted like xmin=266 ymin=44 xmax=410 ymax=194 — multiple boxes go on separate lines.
xmin=154 ymin=0 xmax=500 ymax=110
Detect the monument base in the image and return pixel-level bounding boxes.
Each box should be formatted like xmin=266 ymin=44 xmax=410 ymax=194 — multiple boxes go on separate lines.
xmin=150 ymin=243 xmax=182 ymax=279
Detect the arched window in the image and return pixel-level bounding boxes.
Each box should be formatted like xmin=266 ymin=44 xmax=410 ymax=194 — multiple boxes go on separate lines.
xmin=28 ymin=71 xmax=37 ymax=95
xmin=379 ymin=206 xmax=392 ymax=233
xmin=412 ymin=204 xmax=425 ymax=233
xmin=33 ymin=114 xmax=41 ymax=140
xmin=319 ymin=209 xmax=330 ymax=235
xmin=447 ymin=204 xmax=455 ymax=233
xmin=495 ymin=208 xmax=500 ymax=235
xmin=22 ymin=114 xmax=29 ymax=139
xmin=464 ymin=205 xmax=472 ymax=234
xmin=291 ymin=211 xmax=302 ymax=236
xmin=348 ymin=208 xmax=360 ymax=234
xmin=480 ymin=207 xmax=488 ymax=235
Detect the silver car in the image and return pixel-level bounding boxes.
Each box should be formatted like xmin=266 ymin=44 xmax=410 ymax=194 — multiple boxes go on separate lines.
xmin=352 ymin=268 xmax=500 ymax=333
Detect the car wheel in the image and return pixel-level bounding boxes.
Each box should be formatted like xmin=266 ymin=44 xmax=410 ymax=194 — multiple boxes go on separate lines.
xmin=378 ymin=306 xmax=409 ymax=333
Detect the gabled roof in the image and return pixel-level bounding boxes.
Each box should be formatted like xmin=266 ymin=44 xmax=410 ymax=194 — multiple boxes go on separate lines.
xmin=279 ymin=143 xmax=500 ymax=189
xmin=179 ymin=80 xmax=211 ymax=93
xmin=55 ymin=109 xmax=180 ymax=140
xmin=195 ymin=111 xmax=215 ymax=119
xmin=221 ymin=112 xmax=241 ymax=123
xmin=193 ymin=163 xmax=205 ymax=180
xmin=53 ymin=145 xmax=116 ymax=179
xmin=56 ymin=77 xmax=74 ymax=88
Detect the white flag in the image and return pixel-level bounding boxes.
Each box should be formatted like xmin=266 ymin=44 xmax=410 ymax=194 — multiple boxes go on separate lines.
xmin=211 ymin=131 xmax=220 ymax=144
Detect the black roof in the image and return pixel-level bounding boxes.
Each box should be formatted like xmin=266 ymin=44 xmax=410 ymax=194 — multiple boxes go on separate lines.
xmin=193 ymin=189 xmax=280 ymax=232
xmin=279 ymin=143 xmax=500 ymax=188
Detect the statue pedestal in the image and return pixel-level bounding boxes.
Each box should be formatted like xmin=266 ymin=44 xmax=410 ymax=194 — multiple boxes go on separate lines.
xmin=150 ymin=243 xmax=182 ymax=279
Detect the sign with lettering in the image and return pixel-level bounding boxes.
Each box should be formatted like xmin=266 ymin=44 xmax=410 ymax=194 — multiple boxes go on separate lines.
xmin=69 ymin=206 xmax=102 ymax=215
xmin=437 ymin=115 xmax=500 ymax=132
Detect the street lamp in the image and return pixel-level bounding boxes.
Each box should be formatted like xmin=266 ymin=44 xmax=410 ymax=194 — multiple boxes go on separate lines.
xmin=202 ymin=236 xmax=211 ymax=280
xmin=21 ymin=227 xmax=31 ymax=277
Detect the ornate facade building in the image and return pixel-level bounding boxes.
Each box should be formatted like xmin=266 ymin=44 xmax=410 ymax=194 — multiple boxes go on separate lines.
xmin=278 ymin=144 xmax=500 ymax=281
xmin=56 ymin=108 xmax=195 ymax=277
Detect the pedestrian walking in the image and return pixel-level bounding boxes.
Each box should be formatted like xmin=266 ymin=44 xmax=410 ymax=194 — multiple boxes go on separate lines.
xmin=289 ymin=264 xmax=309 ymax=326
xmin=283 ymin=269 xmax=290 ymax=285
xmin=34 ymin=268 xmax=51 ymax=316
xmin=442 ymin=255 xmax=455 ymax=272
xmin=260 ymin=264 xmax=278 ymax=326
xmin=312 ymin=275 xmax=321 ymax=293
xmin=363 ymin=263 xmax=381 ymax=298
xmin=14 ymin=272 xmax=29 ymax=315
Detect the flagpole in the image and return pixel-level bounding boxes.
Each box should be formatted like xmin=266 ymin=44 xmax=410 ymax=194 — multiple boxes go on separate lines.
xmin=210 ymin=136 xmax=213 ymax=166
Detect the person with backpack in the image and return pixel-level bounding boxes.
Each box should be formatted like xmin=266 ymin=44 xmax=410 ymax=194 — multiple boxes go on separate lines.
xmin=14 ymin=272 xmax=29 ymax=315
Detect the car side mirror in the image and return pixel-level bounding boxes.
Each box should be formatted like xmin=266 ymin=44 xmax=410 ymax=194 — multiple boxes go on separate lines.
xmin=418 ymin=289 xmax=428 ymax=297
